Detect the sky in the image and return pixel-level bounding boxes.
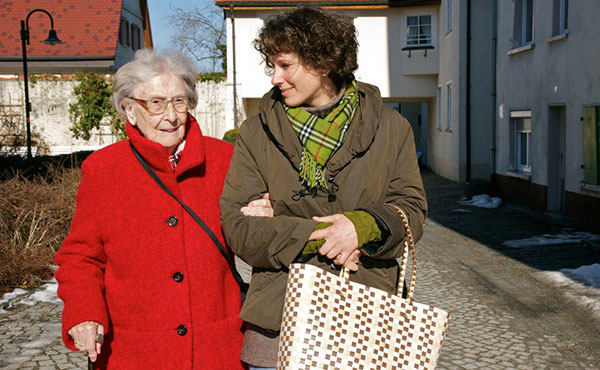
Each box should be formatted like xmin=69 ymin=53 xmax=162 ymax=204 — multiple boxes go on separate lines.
xmin=147 ymin=0 xmax=219 ymax=70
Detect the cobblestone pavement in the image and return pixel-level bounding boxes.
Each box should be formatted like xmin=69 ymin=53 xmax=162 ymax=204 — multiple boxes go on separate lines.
xmin=1 ymin=170 xmax=599 ymax=369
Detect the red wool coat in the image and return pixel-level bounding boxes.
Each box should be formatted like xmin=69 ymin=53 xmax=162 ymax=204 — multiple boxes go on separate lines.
xmin=55 ymin=116 xmax=244 ymax=369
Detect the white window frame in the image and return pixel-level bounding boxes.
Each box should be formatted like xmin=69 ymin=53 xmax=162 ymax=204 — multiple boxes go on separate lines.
xmin=446 ymin=82 xmax=452 ymax=131
xmin=447 ymin=0 xmax=453 ymax=33
xmin=511 ymin=110 xmax=532 ymax=173
xmin=406 ymin=15 xmax=433 ymax=47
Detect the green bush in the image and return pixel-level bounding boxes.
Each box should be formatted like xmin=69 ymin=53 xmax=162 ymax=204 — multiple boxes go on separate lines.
xmin=222 ymin=128 xmax=239 ymax=145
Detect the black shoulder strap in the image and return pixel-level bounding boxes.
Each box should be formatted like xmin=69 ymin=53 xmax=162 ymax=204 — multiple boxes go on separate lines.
xmin=129 ymin=142 xmax=248 ymax=302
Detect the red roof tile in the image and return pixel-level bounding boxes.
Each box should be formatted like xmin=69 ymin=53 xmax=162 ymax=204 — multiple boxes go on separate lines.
xmin=0 ymin=0 xmax=122 ymax=59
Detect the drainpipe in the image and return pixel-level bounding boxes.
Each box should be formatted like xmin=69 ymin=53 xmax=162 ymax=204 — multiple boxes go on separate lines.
xmin=466 ymin=0 xmax=472 ymax=182
xmin=491 ymin=0 xmax=498 ymax=176
xmin=230 ymin=3 xmax=239 ymax=128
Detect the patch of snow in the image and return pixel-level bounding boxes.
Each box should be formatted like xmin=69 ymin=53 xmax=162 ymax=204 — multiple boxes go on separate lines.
xmin=504 ymin=231 xmax=600 ymax=248
xmin=458 ymin=194 xmax=502 ymax=209
xmin=0 ymin=288 xmax=29 ymax=305
xmin=562 ymin=264 xmax=600 ymax=287
xmin=453 ymin=208 xmax=473 ymax=213
xmin=20 ymin=282 xmax=60 ymax=305
xmin=536 ymin=266 xmax=600 ymax=322
xmin=0 ymin=278 xmax=61 ymax=307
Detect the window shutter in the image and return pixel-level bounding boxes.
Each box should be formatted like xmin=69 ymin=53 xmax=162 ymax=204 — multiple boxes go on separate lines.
xmin=583 ymin=107 xmax=599 ymax=184
xmin=125 ymin=20 xmax=130 ymax=46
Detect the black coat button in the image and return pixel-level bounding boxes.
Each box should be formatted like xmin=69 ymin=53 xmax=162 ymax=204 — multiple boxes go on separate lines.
xmin=328 ymin=193 xmax=337 ymax=202
xmin=177 ymin=325 xmax=187 ymax=336
xmin=167 ymin=216 xmax=178 ymax=227
xmin=173 ymin=272 xmax=184 ymax=282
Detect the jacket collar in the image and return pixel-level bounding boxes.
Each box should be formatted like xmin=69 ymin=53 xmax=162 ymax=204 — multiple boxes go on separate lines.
xmin=258 ymin=81 xmax=383 ymax=178
xmin=126 ymin=114 xmax=206 ymax=176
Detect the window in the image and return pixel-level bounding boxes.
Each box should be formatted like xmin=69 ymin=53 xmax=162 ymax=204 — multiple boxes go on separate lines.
xmin=131 ymin=24 xmax=141 ymax=50
xmin=447 ymin=0 xmax=452 ymax=32
xmin=513 ymin=0 xmax=534 ymax=47
xmin=583 ymin=106 xmax=600 ymax=185
xmin=406 ymin=15 xmax=432 ymax=47
xmin=125 ymin=20 xmax=130 ymax=47
xmin=552 ymin=0 xmax=568 ymax=36
xmin=511 ymin=111 xmax=532 ymax=173
xmin=446 ymin=83 xmax=452 ymax=130
xmin=119 ymin=18 xmax=125 ymax=45
xmin=437 ymin=87 xmax=442 ymax=130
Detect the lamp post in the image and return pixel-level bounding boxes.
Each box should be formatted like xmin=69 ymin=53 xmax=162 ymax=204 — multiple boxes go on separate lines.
xmin=20 ymin=8 xmax=64 ymax=159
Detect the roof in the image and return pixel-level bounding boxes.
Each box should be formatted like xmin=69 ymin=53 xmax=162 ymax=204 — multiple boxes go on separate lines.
xmin=0 ymin=0 xmax=123 ymax=60
xmin=216 ymin=0 xmax=440 ymax=8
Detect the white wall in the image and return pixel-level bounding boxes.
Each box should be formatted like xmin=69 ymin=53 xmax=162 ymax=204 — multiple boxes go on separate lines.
xmin=225 ymin=6 xmax=442 ymax=126
xmin=0 ymin=78 xmax=228 ymax=155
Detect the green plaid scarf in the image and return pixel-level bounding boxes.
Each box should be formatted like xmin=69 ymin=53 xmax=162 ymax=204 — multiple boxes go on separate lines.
xmin=284 ymin=80 xmax=359 ymax=190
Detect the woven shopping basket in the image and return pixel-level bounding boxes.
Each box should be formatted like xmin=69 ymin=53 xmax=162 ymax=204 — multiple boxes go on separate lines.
xmin=277 ymin=205 xmax=450 ymax=369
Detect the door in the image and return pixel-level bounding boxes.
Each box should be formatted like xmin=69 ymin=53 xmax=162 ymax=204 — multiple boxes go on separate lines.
xmin=547 ymin=105 xmax=566 ymax=212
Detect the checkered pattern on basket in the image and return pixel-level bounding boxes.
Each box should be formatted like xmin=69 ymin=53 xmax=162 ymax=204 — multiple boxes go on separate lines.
xmin=277 ymin=205 xmax=450 ymax=370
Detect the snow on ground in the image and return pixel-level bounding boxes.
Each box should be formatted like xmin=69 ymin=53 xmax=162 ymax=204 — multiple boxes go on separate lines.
xmin=504 ymin=231 xmax=600 ymax=248
xmin=536 ymin=264 xmax=600 ymax=321
xmin=0 ymin=278 xmax=61 ymax=309
xmin=458 ymin=194 xmax=502 ymax=209
xmin=453 ymin=208 xmax=473 ymax=213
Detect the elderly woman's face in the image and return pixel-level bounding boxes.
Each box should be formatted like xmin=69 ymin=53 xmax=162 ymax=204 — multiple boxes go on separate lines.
xmin=269 ymin=52 xmax=333 ymax=107
xmin=125 ymin=73 xmax=188 ymax=152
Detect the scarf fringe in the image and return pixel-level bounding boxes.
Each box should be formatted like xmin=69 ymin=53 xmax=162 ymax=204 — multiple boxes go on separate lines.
xmin=299 ymin=150 xmax=328 ymax=190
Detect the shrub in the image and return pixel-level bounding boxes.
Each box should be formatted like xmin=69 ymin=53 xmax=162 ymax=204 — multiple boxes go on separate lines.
xmin=0 ymin=164 xmax=80 ymax=295
xmin=222 ymin=128 xmax=239 ymax=145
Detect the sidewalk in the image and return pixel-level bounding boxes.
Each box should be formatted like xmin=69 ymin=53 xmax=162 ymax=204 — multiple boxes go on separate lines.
xmin=1 ymin=170 xmax=599 ymax=369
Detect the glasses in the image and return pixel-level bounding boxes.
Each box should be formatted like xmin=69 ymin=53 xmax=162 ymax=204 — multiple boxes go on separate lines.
xmin=130 ymin=96 xmax=189 ymax=115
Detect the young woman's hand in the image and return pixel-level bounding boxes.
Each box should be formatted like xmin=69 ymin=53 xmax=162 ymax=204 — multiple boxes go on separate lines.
xmin=308 ymin=214 xmax=361 ymax=271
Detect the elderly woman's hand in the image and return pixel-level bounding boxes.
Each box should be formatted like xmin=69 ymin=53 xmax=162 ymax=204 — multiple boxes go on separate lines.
xmin=68 ymin=321 xmax=104 ymax=361
xmin=309 ymin=214 xmax=362 ymax=271
xmin=240 ymin=193 xmax=273 ymax=217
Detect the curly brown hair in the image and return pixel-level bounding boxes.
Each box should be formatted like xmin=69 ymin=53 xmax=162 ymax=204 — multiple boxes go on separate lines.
xmin=254 ymin=6 xmax=358 ymax=88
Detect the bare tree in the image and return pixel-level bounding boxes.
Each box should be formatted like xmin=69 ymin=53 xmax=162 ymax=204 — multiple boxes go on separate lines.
xmin=169 ymin=2 xmax=226 ymax=73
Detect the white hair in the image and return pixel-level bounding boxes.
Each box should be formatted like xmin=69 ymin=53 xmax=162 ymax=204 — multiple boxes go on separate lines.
xmin=112 ymin=49 xmax=198 ymax=116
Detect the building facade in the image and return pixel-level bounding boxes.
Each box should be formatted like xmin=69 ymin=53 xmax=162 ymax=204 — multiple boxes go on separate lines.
xmin=494 ymin=0 xmax=600 ymax=225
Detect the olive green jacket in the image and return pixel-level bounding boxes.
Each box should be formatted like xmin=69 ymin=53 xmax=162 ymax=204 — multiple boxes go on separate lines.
xmin=220 ymin=82 xmax=427 ymax=331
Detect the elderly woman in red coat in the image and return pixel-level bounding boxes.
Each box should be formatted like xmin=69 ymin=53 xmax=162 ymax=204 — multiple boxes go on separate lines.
xmin=54 ymin=50 xmax=244 ymax=369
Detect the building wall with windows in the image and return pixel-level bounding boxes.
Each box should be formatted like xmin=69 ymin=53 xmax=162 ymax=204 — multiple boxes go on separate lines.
xmin=221 ymin=3 xmax=443 ymax=135
xmin=429 ymin=0 xmax=462 ymax=181
xmin=495 ymin=0 xmax=600 ymax=223
xmin=114 ymin=0 xmax=148 ymax=69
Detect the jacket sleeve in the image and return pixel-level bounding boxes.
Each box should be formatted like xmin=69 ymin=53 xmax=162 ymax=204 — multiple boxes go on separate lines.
xmin=220 ymin=124 xmax=318 ymax=269
xmin=360 ymin=113 xmax=428 ymax=260
xmin=54 ymin=159 xmax=109 ymax=351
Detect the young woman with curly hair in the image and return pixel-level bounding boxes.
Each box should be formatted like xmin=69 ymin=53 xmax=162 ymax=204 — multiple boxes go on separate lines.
xmin=220 ymin=6 xmax=427 ymax=369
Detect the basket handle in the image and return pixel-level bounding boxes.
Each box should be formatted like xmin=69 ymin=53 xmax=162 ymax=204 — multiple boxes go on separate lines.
xmin=339 ymin=204 xmax=416 ymax=303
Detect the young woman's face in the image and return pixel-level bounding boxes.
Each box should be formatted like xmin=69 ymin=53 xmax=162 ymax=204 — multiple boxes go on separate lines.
xmin=269 ymin=52 xmax=334 ymax=107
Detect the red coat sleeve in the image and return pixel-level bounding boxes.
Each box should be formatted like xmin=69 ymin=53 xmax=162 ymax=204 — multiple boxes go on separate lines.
xmin=54 ymin=158 xmax=109 ymax=351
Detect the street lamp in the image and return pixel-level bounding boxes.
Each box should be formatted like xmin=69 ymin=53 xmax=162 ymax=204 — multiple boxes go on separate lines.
xmin=20 ymin=8 xmax=64 ymax=159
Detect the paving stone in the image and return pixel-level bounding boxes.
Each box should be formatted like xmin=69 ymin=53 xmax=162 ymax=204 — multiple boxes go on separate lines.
xmin=1 ymin=171 xmax=599 ymax=368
